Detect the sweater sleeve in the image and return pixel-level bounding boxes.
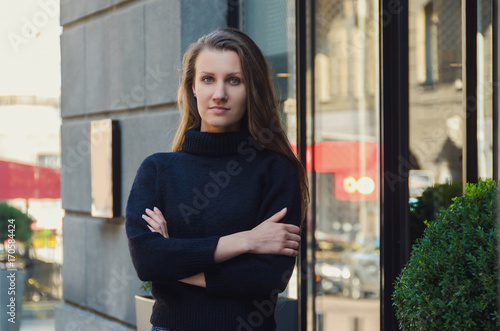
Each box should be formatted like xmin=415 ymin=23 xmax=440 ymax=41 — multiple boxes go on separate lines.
xmin=204 ymin=155 xmax=303 ymax=298
xmin=125 ymin=154 xmax=220 ymax=282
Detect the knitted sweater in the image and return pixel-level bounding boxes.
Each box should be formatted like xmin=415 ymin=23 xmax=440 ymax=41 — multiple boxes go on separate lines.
xmin=125 ymin=128 xmax=302 ymax=331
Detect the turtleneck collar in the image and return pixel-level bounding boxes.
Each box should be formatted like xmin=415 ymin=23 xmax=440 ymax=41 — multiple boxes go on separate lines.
xmin=181 ymin=128 xmax=252 ymax=156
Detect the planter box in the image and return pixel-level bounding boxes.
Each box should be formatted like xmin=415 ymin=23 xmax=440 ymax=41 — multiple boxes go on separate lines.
xmin=275 ymin=298 xmax=298 ymax=331
xmin=134 ymin=295 xmax=155 ymax=331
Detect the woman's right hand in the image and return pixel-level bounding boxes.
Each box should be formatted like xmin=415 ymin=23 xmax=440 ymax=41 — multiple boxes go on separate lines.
xmin=142 ymin=206 xmax=169 ymax=238
xmin=246 ymin=208 xmax=301 ymax=256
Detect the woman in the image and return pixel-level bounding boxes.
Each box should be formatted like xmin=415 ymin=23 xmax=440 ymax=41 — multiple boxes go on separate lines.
xmin=126 ymin=28 xmax=309 ymax=331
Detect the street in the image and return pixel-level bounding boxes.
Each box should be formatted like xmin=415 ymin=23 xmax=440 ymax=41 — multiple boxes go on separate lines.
xmin=315 ymin=296 xmax=379 ymax=331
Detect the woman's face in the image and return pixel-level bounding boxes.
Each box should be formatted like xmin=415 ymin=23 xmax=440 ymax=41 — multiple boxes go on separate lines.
xmin=192 ymin=49 xmax=247 ymax=133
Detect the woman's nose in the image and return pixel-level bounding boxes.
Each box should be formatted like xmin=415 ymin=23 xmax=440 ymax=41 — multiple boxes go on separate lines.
xmin=212 ymin=82 xmax=227 ymax=102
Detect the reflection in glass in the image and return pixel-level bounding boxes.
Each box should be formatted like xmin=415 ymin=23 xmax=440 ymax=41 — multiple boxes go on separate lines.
xmin=407 ymin=0 xmax=486 ymax=250
xmin=314 ymin=0 xmax=380 ymax=330
xmin=477 ymin=0 xmax=493 ymax=179
xmin=409 ymin=0 xmax=463 ymax=190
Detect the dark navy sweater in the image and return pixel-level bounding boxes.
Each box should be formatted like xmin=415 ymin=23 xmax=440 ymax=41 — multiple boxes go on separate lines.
xmin=125 ymin=128 xmax=302 ymax=331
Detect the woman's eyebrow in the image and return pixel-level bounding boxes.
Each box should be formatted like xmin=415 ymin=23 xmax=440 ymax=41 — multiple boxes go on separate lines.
xmin=199 ymin=71 xmax=243 ymax=76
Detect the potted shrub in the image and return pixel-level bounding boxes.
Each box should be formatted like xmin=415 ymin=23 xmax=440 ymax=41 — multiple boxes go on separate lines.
xmin=409 ymin=181 xmax=462 ymax=248
xmin=393 ymin=180 xmax=500 ymax=330
xmin=135 ymin=281 xmax=154 ymax=331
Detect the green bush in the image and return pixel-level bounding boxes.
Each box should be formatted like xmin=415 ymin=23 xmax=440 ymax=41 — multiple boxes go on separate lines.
xmin=393 ymin=180 xmax=500 ymax=330
xmin=0 ymin=201 xmax=34 ymax=244
xmin=141 ymin=281 xmax=152 ymax=295
xmin=409 ymin=181 xmax=462 ymax=247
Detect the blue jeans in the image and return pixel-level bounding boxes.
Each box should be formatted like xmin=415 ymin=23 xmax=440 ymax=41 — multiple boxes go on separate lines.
xmin=151 ymin=327 xmax=177 ymax=331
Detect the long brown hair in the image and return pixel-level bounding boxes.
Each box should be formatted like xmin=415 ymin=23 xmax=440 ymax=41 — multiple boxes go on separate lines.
xmin=172 ymin=28 xmax=309 ymax=222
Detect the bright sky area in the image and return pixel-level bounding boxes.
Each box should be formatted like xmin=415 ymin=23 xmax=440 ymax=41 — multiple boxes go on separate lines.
xmin=0 ymin=0 xmax=61 ymax=97
xmin=0 ymin=1 xmax=63 ymax=237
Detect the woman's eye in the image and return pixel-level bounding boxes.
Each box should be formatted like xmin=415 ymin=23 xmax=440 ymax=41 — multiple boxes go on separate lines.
xmin=228 ymin=77 xmax=241 ymax=85
xmin=202 ymin=77 xmax=214 ymax=83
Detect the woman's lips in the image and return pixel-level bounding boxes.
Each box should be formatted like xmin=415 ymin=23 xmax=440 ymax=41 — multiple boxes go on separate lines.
xmin=210 ymin=106 xmax=229 ymax=114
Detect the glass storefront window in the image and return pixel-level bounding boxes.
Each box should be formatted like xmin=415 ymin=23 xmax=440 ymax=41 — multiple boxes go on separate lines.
xmin=240 ymin=0 xmax=498 ymax=330
xmin=313 ymin=0 xmax=380 ymax=329
xmin=408 ymin=0 xmax=464 ymax=249
xmin=244 ymin=0 xmax=382 ymax=329
xmin=409 ymin=0 xmax=463 ymax=189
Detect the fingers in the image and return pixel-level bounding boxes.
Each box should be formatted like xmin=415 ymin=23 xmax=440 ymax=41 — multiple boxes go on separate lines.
xmin=265 ymin=207 xmax=287 ymax=223
xmin=278 ymin=229 xmax=301 ymax=256
xmin=142 ymin=213 xmax=162 ymax=233
xmin=146 ymin=207 xmax=165 ymax=227
xmin=287 ymin=240 xmax=300 ymax=250
xmin=283 ymin=248 xmax=299 ymax=257
xmin=279 ymin=231 xmax=301 ymax=248
xmin=265 ymin=227 xmax=301 ymax=256
xmin=285 ymin=233 xmax=302 ymax=243
xmin=275 ymin=241 xmax=300 ymax=257
xmin=153 ymin=206 xmax=163 ymax=216
xmin=142 ymin=206 xmax=168 ymax=238
xmin=283 ymin=224 xmax=301 ymax=234
xmin=150 ymin=207 xmax=168 ymax=233
xmin=143 ymin=209 xmax=164 ymax=231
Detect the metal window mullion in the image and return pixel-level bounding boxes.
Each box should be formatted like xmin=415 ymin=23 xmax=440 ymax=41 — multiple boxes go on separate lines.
xmin=296 ymin=0 xmax=308 ymax=330
xmin=379 ymin=0 xmax=410 ymax=330
xmin=463 ymin=0 xmax=479 ymax=184
xmin=309 ymin=0 xmax=317 ymax=330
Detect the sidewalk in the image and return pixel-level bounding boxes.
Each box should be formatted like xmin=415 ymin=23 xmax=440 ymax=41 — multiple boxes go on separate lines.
xmin=19 ymin=300 xmax=59 ymax=331
xmin=20 ymin=318 xmax=54 ymax=331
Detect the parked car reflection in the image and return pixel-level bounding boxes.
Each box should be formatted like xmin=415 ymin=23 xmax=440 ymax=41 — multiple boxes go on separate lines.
xmin=342 ymin=240 xmax=380 ymax=299
xmin=315 ymin=258 xmax=351 ymax=295
xmin=314 ymin=237 xmax=350 ymax=296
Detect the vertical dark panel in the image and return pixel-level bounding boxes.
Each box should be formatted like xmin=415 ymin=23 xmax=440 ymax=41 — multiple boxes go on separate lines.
xmin=463 ymin=0 xmax=479 ymax=184
xmin=379 ymin=0 xmax=410 ymax=330
xmin=493 ymin=0 xmax=499 ymax=182
xmin=112 ymin=120 xmax=121 ymax=217
xmin=296 ymin=0 xmax=308 ymax=330
xmin=227 ymin=0 xmax=239 ymax=28
xmin=308 ymin=0 xmax=317 ymax=330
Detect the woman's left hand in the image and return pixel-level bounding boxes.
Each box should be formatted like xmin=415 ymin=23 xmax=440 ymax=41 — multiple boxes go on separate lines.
xmin=142 ymin=207 xmax=169 ymax=238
